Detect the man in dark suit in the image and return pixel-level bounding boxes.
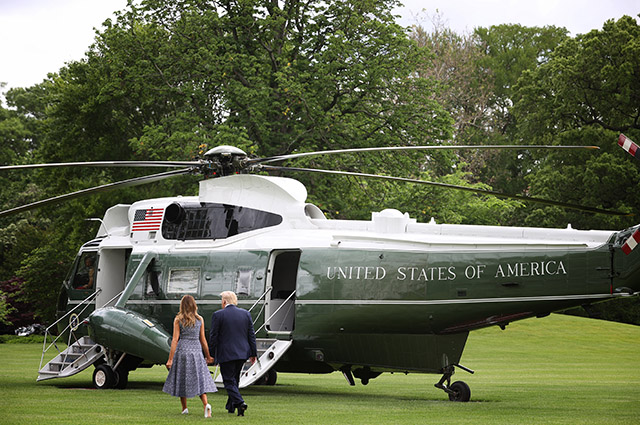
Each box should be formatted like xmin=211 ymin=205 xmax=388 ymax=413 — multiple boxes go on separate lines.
xmin=209 ymin=291 xmax=257 ymax=416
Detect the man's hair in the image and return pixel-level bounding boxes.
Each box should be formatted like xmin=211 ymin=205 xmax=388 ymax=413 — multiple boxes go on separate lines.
xmin=220 ymin=290 xmax=238 ymax=305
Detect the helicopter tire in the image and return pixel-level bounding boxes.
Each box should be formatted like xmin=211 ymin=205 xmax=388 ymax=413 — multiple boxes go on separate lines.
xmin=447 ymin=381 xmax=471 ymax=402
xmin=265 ymin=369 xmax=277 ymax=386
xmin=93 ymin=364 xmax=117 ymax=389
xmin=114 ymin=368 xmax=129 ymax=389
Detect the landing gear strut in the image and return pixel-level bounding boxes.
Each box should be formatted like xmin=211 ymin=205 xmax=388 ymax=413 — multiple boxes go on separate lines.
xmin=434 ymin=364 xmax=474 ymax=402
xmin=92 ymin=350 xmax=131 ymax=389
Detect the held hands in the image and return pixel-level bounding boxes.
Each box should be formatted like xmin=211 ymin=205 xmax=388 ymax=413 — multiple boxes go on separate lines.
xmin=250 ymin=356 xmax=257 ymax=365
xmin=206 ymin=356 xmax=214 ymax=365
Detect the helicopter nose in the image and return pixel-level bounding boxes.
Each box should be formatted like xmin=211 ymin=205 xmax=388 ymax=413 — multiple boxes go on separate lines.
xmin=88 ymin=307 xmax=171 ymax=364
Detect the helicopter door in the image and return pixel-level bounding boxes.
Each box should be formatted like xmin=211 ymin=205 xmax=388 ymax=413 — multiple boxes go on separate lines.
xmin=95 ymin=248 xmax=131 ymax=309
xmin=265 ymin=250 xmax=300 ymax=333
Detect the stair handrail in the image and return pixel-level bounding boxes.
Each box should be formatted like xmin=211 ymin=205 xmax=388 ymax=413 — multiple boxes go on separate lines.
xmin=39 ymin=288 xmax=101 ymax=373
xmin=59 ymin=289 xmax=125 ymax=370
xmin=248 ymin=287 xmax=272 ymax=312
xmin=115 ymin=251 xmax=157 ymax=309
xmin=255 ymin=290 xmax=296 ymax=335
xmin=248 ymin=287 xmax=272 ymax=326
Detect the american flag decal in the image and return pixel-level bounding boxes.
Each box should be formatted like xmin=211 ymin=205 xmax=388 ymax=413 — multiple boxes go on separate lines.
xmin=132 ymin=208 xmax=164 ymax=232
xmin=621 ymin=229 xmax=640 ymax=255
xmin=618 ymin=134 xmax=640 ymax=160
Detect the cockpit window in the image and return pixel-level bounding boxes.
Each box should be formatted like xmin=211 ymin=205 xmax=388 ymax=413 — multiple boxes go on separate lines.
xmin=162 ymin=202 xmax=282 ymax=240
xmin=72 ymin=253 xmax=97 ymax=290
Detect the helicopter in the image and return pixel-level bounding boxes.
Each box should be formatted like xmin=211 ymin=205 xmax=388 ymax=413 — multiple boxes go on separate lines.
xmin=2 ymin=136 xmax=639 ymax=401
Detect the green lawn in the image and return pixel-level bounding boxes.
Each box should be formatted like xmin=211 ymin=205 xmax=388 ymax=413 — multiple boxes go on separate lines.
xmin=1 ymin=314 xmax=638 ymax=424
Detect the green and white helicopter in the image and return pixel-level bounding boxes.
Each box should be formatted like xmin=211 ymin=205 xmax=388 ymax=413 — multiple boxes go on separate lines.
xmin=2 ymin=136 xmax=639 ymax=401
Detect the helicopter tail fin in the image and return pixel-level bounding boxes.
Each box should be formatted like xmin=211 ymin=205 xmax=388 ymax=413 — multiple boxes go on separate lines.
xmin=618 ymin=134 xmax=640 ymax=160
xmin=621 ymin=228 xmax=640 ymax=255
xmin=617 ymin=134 xmax=640 ymax=253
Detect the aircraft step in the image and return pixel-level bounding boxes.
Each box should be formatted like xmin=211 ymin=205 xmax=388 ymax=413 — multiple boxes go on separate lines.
xmin=213 ymin=338 xmax=293 ymax=388
xmin=37 ymin=336 xmax=105 ymax=381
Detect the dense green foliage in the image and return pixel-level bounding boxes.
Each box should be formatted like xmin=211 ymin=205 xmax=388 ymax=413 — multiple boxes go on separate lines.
xmin=511 ymin=16 xmax=640 ymax=230
xmin=0 ymin=2 xmax=639 ymax=326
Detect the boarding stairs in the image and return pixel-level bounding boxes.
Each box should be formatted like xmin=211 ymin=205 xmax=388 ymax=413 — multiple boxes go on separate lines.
xmin=37 ymin=289 xmax=119 ymax=382
xmin=212 ymin=338 xmax=292 ymax=388
xmin=37 ymin=336 xmax=104 ymax=381
xmin=213 ymin=289 xmax=295 ymax=388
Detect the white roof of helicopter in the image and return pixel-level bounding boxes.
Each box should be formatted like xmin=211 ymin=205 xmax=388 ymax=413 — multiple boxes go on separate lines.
xmin=96 ymin=174 xmax=615 ymax=252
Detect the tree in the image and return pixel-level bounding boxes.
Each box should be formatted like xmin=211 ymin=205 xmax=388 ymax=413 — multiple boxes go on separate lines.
xmin=408 ymin=20 xmax=573 ymax=224
xmin=0 ymin=289 xmax=16 ymax=328
xmin=411 ymin=17 xmax=495 ymax=147
xmin=509 ymin=16 xmax=640 ymax=325
xmin=512 ymin=15 xmax=640 ymax=230
xmin=2 ymin=0 xmax=454 ymax=322
xmin=469 ymin=24 xmax=570 ymax=200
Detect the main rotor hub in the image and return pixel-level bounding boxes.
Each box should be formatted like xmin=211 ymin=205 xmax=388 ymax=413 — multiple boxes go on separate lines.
xmin=203 ymin=145 xmax=248 ymax=158
xmin=202 ymin=145 xmax=251 ymax=177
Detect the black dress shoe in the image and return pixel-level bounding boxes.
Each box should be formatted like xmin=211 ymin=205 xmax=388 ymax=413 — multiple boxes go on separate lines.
xmin=227 ymin=406 xmax=235 ymax=414
xmin=236 ymin=403 xmax=247 ymax=416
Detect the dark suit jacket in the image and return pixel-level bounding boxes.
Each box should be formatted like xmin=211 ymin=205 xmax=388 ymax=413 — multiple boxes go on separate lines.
xmin=209 ymin=304 xmax=257 ymax=364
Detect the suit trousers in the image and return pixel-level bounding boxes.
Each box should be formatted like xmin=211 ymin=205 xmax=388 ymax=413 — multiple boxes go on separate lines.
xmin=220 ymin=359 xmax=245 ymax=409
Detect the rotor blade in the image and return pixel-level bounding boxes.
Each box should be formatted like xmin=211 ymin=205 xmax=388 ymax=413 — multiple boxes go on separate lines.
xmin=0 ymin=168 xmax=192 ymax=218
xmin=0 ymin=160 xmax=200 ymax=171
xmin=252 ymin=145 xmax=600 ymax=165
xmin=262 ymin=165 xmax=630 ymax=216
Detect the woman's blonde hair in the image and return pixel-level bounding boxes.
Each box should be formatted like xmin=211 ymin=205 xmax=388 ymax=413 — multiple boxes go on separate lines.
xmin=176 ymin=295 xmax=198 ymax=327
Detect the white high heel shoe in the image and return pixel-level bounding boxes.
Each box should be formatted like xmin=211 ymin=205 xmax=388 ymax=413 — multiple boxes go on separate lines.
xmin=205 ymin=403 xmax=212 ymax=418
xmin=181 ymin=408 xmax=189 ymax=415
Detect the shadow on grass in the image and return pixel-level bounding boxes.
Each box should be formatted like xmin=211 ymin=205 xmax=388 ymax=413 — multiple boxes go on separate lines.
xmin=49 ymin=381 xmax=164 ymax=391
xmin=241 ymin=381 xmax=495 ymax=404
xmin=39 ymin=377 xmax=493 ymax=404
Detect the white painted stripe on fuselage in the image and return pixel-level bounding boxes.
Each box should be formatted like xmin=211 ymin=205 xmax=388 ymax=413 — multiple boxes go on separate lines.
xmin=69 ymin=293 xmax=612 ymax=307
xmin=289 ymin=293 xmax=611 ymax=305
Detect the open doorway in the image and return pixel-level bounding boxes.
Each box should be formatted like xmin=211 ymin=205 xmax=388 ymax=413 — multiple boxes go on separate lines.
xmin=265 ymin=250 xmax=300 ymax=333
xmin=95 ymin=248 xmax=131 ymax=308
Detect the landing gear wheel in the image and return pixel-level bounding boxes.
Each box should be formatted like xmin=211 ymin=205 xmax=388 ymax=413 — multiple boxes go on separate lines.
xmin=93 ymin=364 xmax=116 ymax=389
xmin=448 ymin=381 xmax=471 ymax=402
xmin=265 ymin=369 xmax=277 ymax=386
xmin=114 ymin=368 xmax=129 ymax=389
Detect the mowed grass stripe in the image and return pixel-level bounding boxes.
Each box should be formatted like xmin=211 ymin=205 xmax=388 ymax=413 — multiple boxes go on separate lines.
xmin=0 ymin=313 xmax=638 ymax=424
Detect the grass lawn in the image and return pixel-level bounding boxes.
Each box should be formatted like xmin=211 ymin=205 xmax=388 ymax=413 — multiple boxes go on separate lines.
xmin=0 ymin=313 xmax=638 ymax=424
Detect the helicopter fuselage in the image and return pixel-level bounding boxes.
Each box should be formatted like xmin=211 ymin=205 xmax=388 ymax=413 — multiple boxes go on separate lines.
xmin=57 ymin=174 xmax=640 ymax=383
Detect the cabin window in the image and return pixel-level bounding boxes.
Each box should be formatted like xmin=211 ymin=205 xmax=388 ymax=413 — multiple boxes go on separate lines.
xmin=161 ymin=202 xmax=282 ymax=240
xmin=166 ymin=269 xmax=199 ymax=294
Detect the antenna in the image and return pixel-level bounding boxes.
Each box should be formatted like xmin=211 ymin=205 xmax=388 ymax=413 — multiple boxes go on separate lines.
xmin=85 ymin=218 xmax=109 ymax=237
